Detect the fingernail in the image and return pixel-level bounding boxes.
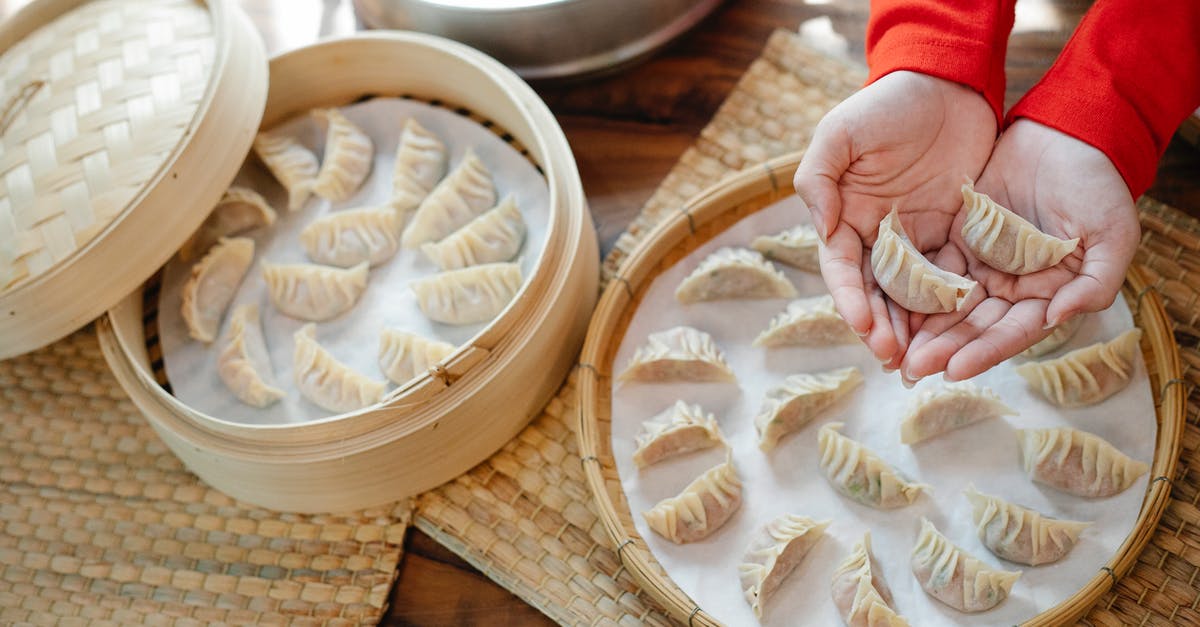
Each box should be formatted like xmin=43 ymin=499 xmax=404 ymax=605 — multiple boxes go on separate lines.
xmin=854 ymin=329 xmax=869 ymax=338
xmin=1044 ymin=311 xmax=1076 ymax=330
xmin=882 ymin=364 xmax=896 ymax=374
xmin=901 ymin=376 xmax=916 ymax=389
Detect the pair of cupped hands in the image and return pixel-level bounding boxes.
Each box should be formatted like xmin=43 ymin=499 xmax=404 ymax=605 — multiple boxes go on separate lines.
xmin=793 ymin=71 xmax=1140 ymax=384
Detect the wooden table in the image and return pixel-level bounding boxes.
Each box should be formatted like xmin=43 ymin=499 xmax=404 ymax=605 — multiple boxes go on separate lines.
xmin=2 ymin=0 xmax=1194 ymax=624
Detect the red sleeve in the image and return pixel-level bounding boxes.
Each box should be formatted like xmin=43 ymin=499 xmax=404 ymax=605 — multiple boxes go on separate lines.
xmin=867 ymin=0 xmax=1017 ymax=126
xmin=1006 ymin=0 xmax=1200 ymax=197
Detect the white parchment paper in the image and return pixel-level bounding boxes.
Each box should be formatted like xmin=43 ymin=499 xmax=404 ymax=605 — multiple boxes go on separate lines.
xmin=159 ymin=98 xmax=550 ymax=425
xmin=610 ymin=195 xmax=1156 ymax=626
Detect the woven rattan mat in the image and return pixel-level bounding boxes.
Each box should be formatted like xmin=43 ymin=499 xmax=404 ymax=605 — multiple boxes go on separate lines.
xmin=413 ymin=30 xmax=1200 ymax=626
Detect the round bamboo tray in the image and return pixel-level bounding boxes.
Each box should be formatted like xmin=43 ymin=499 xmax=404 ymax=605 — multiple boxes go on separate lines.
xmin=576 ymin=152 xmax=1185 ymax=626
xmin=96 ymin=32 xmax=598 ymax=513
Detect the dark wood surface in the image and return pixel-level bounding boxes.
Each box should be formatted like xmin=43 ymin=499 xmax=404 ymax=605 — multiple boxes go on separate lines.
xmin=1 ymin=0 xmax=1193 ymax=624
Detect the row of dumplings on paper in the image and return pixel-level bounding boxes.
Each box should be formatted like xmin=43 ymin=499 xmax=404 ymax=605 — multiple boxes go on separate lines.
xmin=177 ymin=107 xmax=530 ymax=412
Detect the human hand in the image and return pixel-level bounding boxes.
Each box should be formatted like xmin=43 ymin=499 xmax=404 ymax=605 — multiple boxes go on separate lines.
xmin=901 ymin=119 xmax=1141 ymax=382
xmin=792 ymin=71 xmax=997 ymax=367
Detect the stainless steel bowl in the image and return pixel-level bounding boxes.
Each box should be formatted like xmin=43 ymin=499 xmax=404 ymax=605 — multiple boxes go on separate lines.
xmin=351 ymin=0 xmax=723 ymax=80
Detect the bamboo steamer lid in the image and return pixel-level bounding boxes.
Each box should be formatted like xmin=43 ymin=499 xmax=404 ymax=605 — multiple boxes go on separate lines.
xmin=0 ymin=0 xmax=267 ymax=359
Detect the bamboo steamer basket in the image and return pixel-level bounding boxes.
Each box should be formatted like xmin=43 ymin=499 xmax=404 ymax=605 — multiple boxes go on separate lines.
xmin=576 ymin=153 xmax=1185 ymax=626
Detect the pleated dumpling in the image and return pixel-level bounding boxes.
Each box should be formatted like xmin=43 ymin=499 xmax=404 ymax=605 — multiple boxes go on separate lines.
xmin=253 ymin=129 xmax=318 ymax=211
xmin=1016 ymin=328 xmax=1142 ymax=407
xmin=818 ymin=422 xmax=926 ymax=509
xmin=755 ymin=367 xmax=863 ymax=450
xmin=299 ymin=206 xmax=404 ymax=268
xmin=293 ymin=324 xmax=386 ymax=413
xmin=899 ymin=381 xmax=1015 ymax=444
xmin=217 ymin=304 xmax=284 ymax=408
xmin=642 ymin=454 xmax=742 ymax=544
xmin=262 ymin=261 xmax=369 ymax=321
xmin=181 ymin=237 xmax=254 ymax=343
xmin=1021 ymin=314 xmax=1084 ymax=358
xmin=1018 ymin=427 xmax=1148 ymax=497
xmin=831 ymin=533 xmax=909 ymax=627
xmin=377 ymin=328 xmax=456 ymax=386
xmin=179 ymin=187 xmax=277 ymax=261
xmin=421 ymin=196 xmax=525 ymax=270
xmin=410 ymin=261 xmax=522 ymax=325
xmin=965 ymin=485 xmax=1091 ymax=566
xmin=751 ymin=224 xmax=821 ymax=273
xmin=753 ymin=294 xmax=857 ymax=347
xmin=311 ymin=108 xmax=374 ymax=202
xmin=675 ymin=247 xmax=796 ymax=303
xmin=391 ymin=118 xmax=447 ymax=212
xmin=739 ymin=514 xmax=829 ymax=618
xmin=618 ymin=326 xmax=736 ymax=384
xmin=960 ymin=182 xmax=1079 ymax=275
xmin=911 ymin=518 xmax=1021 ymax=613
xmin=632 ymin=401 xmax=725 ymax=469
xmin=871 ymin=209 xmax=977 ymax=314
xmin=402 ymin=149 xmax=496 ymax=249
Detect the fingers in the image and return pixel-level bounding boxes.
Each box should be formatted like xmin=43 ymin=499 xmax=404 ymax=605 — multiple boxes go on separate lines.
xmin=860 ymin=255 xmax=901 ymax=365
xmin=883 ymin=299 xmax=910 ymax=371
xmin=901 ymin=294 xmax=1004 ymax=381
xmin=819 ymin=228 xmax=873 ymax=336
xmin=945 ymin=299 xmax=1052 ymax=381
xmin=793 ymin=115 xmax=851 ymax=243
xmin=1045 ymin=229 xmax=1139 ymax=327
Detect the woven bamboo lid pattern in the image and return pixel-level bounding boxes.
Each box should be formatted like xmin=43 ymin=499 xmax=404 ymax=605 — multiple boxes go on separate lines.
xmin=0 ymin=0 xmax=267 ymax=359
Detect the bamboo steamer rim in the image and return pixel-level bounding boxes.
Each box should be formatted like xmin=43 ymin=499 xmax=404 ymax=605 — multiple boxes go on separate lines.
xmin=575 ymin=152 xmax=1185 ymax=626
xmin=98 ymin=33 xmax=593 ymax=461
xmin=0 ymin=0 xmax=267 ymax=359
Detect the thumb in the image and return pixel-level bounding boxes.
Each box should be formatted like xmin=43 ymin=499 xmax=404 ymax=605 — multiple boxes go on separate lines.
xmin=1045 ymin=230 xmax=1138 ymax=327
xmin=793 ymin=117 xmax=851 ymax=243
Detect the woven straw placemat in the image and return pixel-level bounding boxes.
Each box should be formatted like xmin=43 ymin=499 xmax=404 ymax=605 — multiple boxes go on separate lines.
xmin=414 ymin=29 xmax=1200 ymax=626
xmin=0 ymin=327 xmax=413 ymax=626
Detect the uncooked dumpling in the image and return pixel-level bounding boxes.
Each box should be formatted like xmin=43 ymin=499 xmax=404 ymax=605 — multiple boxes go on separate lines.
xmin=643 ymin=454 xmax=742 ymax=544
xmin=1021 ymin=314 xmax=1084 ymax=358
xmin=1018 ymin=427 xmax=1148 ymax=497
xmin=253 ymin=129 xmax=318 ymax=211
xmin=739 ymin=514 xmax=829 ymax=618
xmin=293 ymin=324 xmax=386 ymax=413
xmin=755 ymin=367 xmax=863 ymax=450
xmin=965 ymin=484 xmax=1091 ymax=566
xmin=377 ymin=328 xmax=456 ymax=386
xmin=217 ymin=304 xmax=284 ymax=408
xmin=181 ymin=237 xmax=254 ymax=343
xmin=818 ymin=422 xmax=925 ymax=509
xmin=675 ymin=247 xmax=796 ymax=303
xmin=410 ymin=261 xmax=522 ymax=325
xmin=961 ymin=181 xmax=1079 ymax=275
xmin=871 ymin=208 xmax=976 ymax=313
xmin=751 ymin=224 xmax=821 ymax=273
xmin=899 ymin=381 xmax=1015 ymax=445
xmin=392 ymin=118 xmax=447 ymax=212
xmin=262 ymin=260 xmax=369 ymax=321
xmin=299 ymin=206 xmax=404 ymax=268
xmin=632 ymin=401 xmax=725 ymax=469
xmin=753 ymin=294 xmax=857 ymax=347
xmin=618 ymin=326 xmax=736 ymax=384
xmin=1016 ymin=328 xmax=1142 ymax=407
xmin=179 ymin=186 xmax=277 ymax=261
xmin=911 ymin=518 xmax=1021 ymax=613
xmin=402 ymin=149 xmax=496 ymax=249
xmin=831 ymin=533 xmax=909 ymax=627
xmin=312 ymin=108 xmax=374 ymax=202
xmin=421 ymin=196 xmax=525 ymax=270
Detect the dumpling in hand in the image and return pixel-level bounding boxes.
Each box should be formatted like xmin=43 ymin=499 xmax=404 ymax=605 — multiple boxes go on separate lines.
xmin=1021 ymin=314 xmax=1084 ymax=358
xmin=675 ymin=247 xmax=796 ymax=303
xmin=756 ymin=367 xmax=863 ymax=450
xmin=643 ymin=454 xmax=741 ymax=544
xmin=392 ymin=118 xmax=447 ymax=212
xmin=299 ymin=206 xmax=404 ymax=268
xmin=618 ymin=326 xmax=736 ymax=384
xmin=753 ymin=294 xmax=857 ymax=347
xmin=899 ymin=381 xmax=1015 ymax=444
xmin=960 ymin=182 xmax=1079 ymax=275
xmin=751 ymin=224 xmax=821 ymax=273
xmin=311 ymin=108 xmax=374 ymax=202
xmin=871 ymin=209 xmax=977 ymax=313
xmin=831 ymin=533 xmax=909 ymax=627
xmin=411 ymin=262 xmax=522 ymax=325
xmin=253 ymin=129 xmax=318 ymax=211
xmin=1016 ymin=328 xmax=1142 ymax=407
xmin=377 ymin=328 xmax=456 ymax=386
xmin=632 ymin=401 xmax=725 ymax=469
xmin=421 ymin=196 xmax=525 ymax=270
xmin=739 ymin=514 xmax=829 ymax=619
xmin=1018 ymin=427 xmax=1148 ymax=497
xmin=402 ymin=149 xmax=496 ymax=249
xmin=965 ymin=485 xmax=1091 ymax=566
xmin=181 ymin=237 xmax=254 ymax=343
xmin=818 ymin=422 xmax=925 ymax=509
xmin=262 ymin=260 xmax=369 ymax=321
xmin=217 ymin=304 xmax=284 ymax=408
xmin=911 ymin=518 xmax=1021 ymax=613
xmin=294 ymin=324 xmax=386 ymax=413
xmin=179 ymin=187 xmax=276 ymax=261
